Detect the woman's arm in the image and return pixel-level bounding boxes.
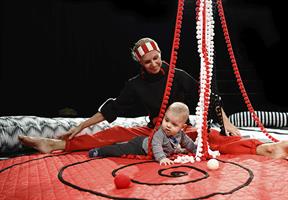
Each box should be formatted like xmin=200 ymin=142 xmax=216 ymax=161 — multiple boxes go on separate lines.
xmin=62 ymin=112 xmax=105 ymax=139
xmin=221 ymin=108 xmax=241 ymax=136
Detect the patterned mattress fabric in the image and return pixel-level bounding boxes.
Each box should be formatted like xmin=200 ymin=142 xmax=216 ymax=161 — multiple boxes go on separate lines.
xmin=229 ymin=111 xmax=288 ymax=128
xmin=0 ymin=116 xmax=150 ymax=155
xmin=0 ymin=152 xmax=288 ymax=200
xmin=0 ymin=115 xmax=197 ymax=156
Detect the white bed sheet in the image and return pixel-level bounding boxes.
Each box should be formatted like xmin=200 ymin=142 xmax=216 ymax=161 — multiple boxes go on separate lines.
xmin=238 ymin=127 xmax=288 ymax=142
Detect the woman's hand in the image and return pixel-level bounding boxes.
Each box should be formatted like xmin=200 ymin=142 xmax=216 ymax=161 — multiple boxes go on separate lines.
xmin=223 ymin=120 xmax=241 ymax=136
xmin=58 ymin=124 xmax=83 ymax=140
xmin=58 ymin=112 xmax=105 ymax=140
xmin=221 ymin=108 xmax=241 ymax=136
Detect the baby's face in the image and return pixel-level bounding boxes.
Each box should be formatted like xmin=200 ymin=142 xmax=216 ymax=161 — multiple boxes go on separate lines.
xmin=161 ymin=110 xmax=186 ymax=136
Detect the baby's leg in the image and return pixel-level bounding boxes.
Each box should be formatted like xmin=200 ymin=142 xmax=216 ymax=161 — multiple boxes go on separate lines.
xmin=97 ymin=136 xmax=146 ymax=157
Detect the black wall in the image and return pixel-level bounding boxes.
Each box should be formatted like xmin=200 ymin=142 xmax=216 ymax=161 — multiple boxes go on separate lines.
xmin=1 ymin=0 xmax=287 ymax=117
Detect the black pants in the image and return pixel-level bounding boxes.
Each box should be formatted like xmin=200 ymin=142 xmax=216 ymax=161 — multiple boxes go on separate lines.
xmin=97 ymin=136 xmax=146 ymax=157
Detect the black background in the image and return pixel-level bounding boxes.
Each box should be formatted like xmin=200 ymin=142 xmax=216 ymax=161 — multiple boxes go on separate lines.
xmin=1 ymin=0 xmax=287 ymax=117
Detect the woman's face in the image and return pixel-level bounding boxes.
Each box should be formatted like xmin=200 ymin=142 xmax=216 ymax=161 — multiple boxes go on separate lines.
xmin=140 ymin=50 xmax=162 ymax=74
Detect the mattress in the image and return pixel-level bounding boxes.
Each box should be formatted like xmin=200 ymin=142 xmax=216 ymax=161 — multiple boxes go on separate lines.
xmin=1 ymin=152 xmax=288 ymax=199
xmin=1 ymin=114 xmax=288 ymax=199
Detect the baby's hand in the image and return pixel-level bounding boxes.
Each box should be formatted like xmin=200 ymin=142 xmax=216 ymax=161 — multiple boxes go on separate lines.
xmin=160 ymin=158 xmax=174 ymax=165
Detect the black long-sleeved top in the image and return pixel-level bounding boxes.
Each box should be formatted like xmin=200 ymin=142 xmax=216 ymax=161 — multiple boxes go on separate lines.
xmin=100 ymin=62 xmax=221 ymax=128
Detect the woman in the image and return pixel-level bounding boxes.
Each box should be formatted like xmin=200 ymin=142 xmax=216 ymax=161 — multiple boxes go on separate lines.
xmin=19 ymin=38 xmax=288 ymax=159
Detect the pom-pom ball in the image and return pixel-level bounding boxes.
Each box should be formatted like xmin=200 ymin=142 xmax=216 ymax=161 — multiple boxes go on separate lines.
xmin=114 ymin=174 xmax=131 ymax=189
xmin=207 ymin=158 xmax=219 ymax=170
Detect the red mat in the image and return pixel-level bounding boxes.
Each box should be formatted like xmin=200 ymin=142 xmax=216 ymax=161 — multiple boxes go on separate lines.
xmin=1 ymin=152 xmax=287 ymax=200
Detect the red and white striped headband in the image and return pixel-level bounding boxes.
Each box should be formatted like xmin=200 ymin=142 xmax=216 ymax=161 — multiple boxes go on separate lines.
xmin=134 ymin=41 xmax=160 ymax=61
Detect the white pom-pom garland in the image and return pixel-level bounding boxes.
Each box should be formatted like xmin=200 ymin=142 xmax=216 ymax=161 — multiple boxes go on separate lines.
xmin=194 ymin=0 xmax=220 ymax=161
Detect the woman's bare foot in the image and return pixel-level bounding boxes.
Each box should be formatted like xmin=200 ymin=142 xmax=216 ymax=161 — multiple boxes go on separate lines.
xmin=18 ymin=135 xmax=65 ymax=154
xmin=270 ymin=141 xmax=288 ymax=159
xmin=256 ymin=140 xmax=288 ymax=159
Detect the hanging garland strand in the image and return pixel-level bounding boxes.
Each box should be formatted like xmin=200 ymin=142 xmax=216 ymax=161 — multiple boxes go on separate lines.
xmin=195 ymin=0 xmax=209 ymax=161
xmin=147 ymin=0 xmax=185 ymax=158
xmin=216 ymin=0 xmax=279 ymax=142
xmin=194 ymin=0 xmax=220 ymax=161
xmin=121 ymin=0 xmax=185 ymax=160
